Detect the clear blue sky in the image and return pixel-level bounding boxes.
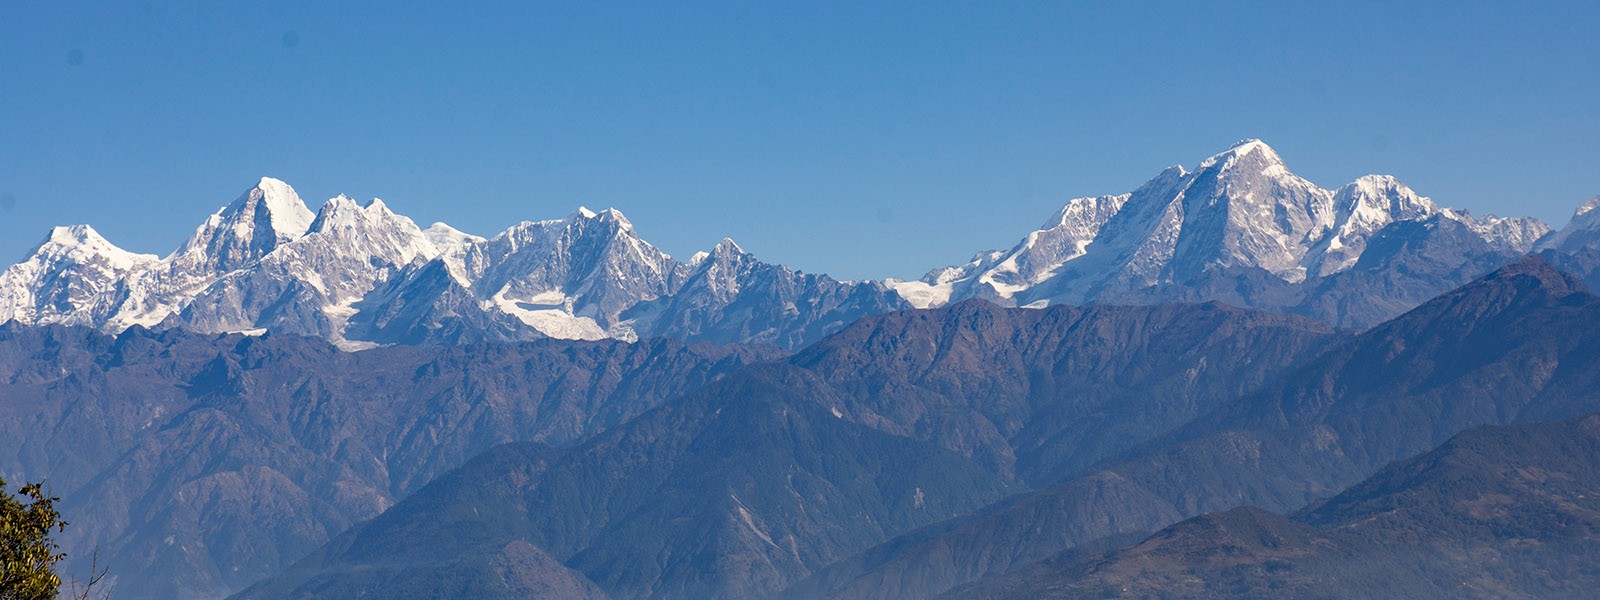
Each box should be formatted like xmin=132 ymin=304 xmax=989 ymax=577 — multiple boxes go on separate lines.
xmin=4 ymin=1 xmax=1598 ymax=280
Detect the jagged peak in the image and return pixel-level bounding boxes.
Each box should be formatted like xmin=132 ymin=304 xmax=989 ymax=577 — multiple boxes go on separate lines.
xmin=423 ymin=222 xmax=484 ymax=246
xmin=1335 ymin=175 xmax=1438 ymax=214
xmin=1348 ymin=173 xmax=1404 ymax=190
xmin=567 ymin=205 xmax=635 ymax=230
xmin=1197 ymin=139 xmax=1284 ymax=171
xmin=594 ymin=207 xmax=634 ymax=232
xmin=1575 ymin=196 xmax=1600 ymax=218
xmin=1040 ymin=194 xmax=1130 ymax=230
xmin=46 ymin=224 xmax=109 ymax=245
xmin=308 ymin=195 xmax=366 ymax=231
xmin=304 ymin=195 xmax=433 ymax=254
xmin=714 ymin=237 xmax=745 ymax=254
xmin=688 ymin=238 xmax=749 ymax=270
xmin=321 ymin=194 xmax=359 ymax=209
xmin=30 ymin=224 xmax=157 ymax=267
xmin=227 ymin=177 xmax=316 ymax=239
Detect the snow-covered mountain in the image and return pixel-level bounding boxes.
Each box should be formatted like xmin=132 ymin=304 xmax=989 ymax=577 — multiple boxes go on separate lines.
xmin=892 ymin=140 xmax=1554 ymax=327
xmin=0 ymin=141 xmax=1577 ymax=345
xmin=1536 ymin=196 xmax=1600 ymax=253
xmin=1530 ymin=195 xmax=1600 ymax=291
xmin=0 ymin=178 xmax=904 ymax=349
xmin=0 ymin=225 xmax=160 ymax=328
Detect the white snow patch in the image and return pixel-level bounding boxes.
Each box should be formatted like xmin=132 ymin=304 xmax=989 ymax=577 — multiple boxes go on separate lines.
xmin=889 ymin=279 xmax=952 ymax=309
xmin=488 ymin=290 xmax=608 ymax=340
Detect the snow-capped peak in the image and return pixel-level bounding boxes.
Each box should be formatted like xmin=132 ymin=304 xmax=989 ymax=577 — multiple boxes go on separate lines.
xmin=1535 ymin=195 xmax=1600 ymax=252
xmin=301 ymin=194 xmax=439 ymax=263
xmin=245 ymin=177 xmax=316 ymax=239
xmin=894 ymin=138 xmax=1550 ymax=312
xmin=1334 ymin=175 xmax=1439 ymax=222
xmin=48 ymin=224 xmax=106 ymax=246
xmin=1575 ymin=196 xmax=1600 ymax=218
xmin=35 ymin=225 xmax=159 ymax=268
xmin=712 ymin=237 xmax=746 ymax=255
xmin=592 ymin=207 xmax=635 ymax=232
xmin=1197 ymin=139 xmax=1283 ymax=171
xmin=0 ymin=224 xmax=159 ymax=328
xmin=423 ymin=222 xmax=484 ymax=248
xmin=167 ymin=177 xmax=318 ymax=274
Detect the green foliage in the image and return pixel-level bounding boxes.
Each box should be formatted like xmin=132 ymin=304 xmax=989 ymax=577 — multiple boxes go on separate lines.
xmin=0 ymin=476 xmax=65 ymax=600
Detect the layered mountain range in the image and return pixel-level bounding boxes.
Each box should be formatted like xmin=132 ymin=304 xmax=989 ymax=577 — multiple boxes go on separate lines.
xmin=0 ymin=178 xmax=907 ymax=350
xmin=0 ymin=327 xmax=778 ymax=598
xmin=950 ymin=414 xmax=1600 ymax=599
xmin=229 ymin=257 xmax=1600 ymax=600
xmin=6 ymin=141 xmax=1600 ymax=600
xmin=5 ymin=140 xmax=1596 ymax=349
xmin=7 ymin=255 xmax=1600 ymax=599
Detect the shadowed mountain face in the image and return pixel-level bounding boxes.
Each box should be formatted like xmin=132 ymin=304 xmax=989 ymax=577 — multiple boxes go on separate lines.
xmin=234 ymin=365 xmax=1018 ymax=600
xmin=950 ymin=414 xmax=1600 ymax=600
xmin=787 ymin=300 xmax=1339 ymax=485
xmin=233 ymin=301 xmax=1338 ymax=599
xmin=793 ymin=257 xmax=1600 ymax=600
xmin=0 ymin=326 xmax=779 ymax=600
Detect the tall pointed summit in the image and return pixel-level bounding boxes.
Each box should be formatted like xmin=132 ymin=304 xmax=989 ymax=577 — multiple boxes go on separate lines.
xmin=171 ymin=177 xmax=316 ymax=274
xmin=900 ymin=140 xmax=1550 ymax=328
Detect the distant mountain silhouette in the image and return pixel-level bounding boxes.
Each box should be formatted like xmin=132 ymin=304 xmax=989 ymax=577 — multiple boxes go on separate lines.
xmin=949 ymin=414 xmax=1600 ymax=599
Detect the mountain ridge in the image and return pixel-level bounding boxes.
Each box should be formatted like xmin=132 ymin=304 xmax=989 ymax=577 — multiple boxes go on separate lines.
xmin=7 ymin=141 xmax=1595 ymax=349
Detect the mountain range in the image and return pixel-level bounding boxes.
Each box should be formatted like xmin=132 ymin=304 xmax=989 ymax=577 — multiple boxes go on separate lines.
xmin=948 ymin=414 xmax=1600 ymax=599
xmin=789 ymin=256 xmax=1600 ymax=599
xmin=222 ymin=256 xmax=1600 ymax=600
xmin=0 ymin=327 xmax=776 ymax=598
xmin=5 ymin=141 xmax=1600 ymax=599
xmin=5 ymin=140 xmax=1595 ymax=349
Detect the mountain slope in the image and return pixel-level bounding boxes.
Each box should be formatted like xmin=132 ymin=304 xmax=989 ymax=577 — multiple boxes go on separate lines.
xmin=238 ymin=299 xmax=1335 ymax=599
xmin=793 ymin=257 xmax=1600 ymax=599
xmin=233 ymin=364 xmax=1016 ymax=600
xmin=0 ymin=326 xmax=778 ymax=599
xmin=786 ymin=299 xmax=1338 ymax=484
xmin=950 ymin=414 xmax=1600 ymax=599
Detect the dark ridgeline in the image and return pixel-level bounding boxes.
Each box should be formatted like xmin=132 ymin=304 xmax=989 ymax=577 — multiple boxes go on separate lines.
xmin=797 ymin=257 xmax=1600 ymax=599
xmin=234 ymin=300 xmax=1338 ymax=599
xmin=947 ymin=414 xmax=1600 ymax=599
xmin=0 ymin=327 xmax=779 ymax=599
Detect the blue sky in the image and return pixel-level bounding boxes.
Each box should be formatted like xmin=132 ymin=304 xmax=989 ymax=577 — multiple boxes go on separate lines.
xmin=3 ymin=1 xmax=1598 ymax=279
